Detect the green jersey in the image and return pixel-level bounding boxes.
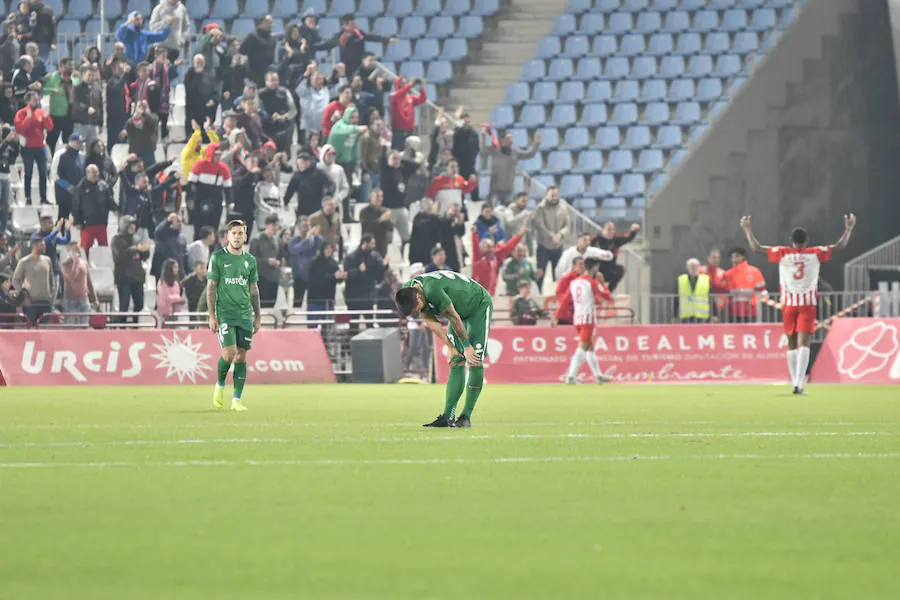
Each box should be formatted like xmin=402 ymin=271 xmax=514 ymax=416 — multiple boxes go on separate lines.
xmin=207 ymin=248 xmax=259 ymax=328
xmin=405 ymin=270 xmax=492 ymax=319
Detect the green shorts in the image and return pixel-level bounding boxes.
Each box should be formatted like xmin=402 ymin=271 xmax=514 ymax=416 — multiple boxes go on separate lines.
xmin=217 ymin=322 xmax=253 ymax=350
xmin=447 ymin=301 xmax=493 ymax=365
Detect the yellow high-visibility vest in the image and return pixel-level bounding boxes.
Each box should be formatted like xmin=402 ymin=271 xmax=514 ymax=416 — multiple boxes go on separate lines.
xmin=678 ymin=273 xmax=710 ymax=320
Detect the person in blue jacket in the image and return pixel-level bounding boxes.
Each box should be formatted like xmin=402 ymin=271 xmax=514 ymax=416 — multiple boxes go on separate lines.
xmin=54 ymin=134 xmax=85 ymax=221
xmin=116 ymin=11 xmax=171 ymax=64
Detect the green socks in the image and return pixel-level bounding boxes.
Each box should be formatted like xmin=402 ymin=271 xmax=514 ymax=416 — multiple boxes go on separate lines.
xmin=461 ymin=366 xmax=484 ymax=418
xmin=233 ymin=361 xmax=247 ymax=399
xmin=217 ymin=357 xmax=231 ymax=386
xmin=444 ymin=365 xmax=466 ymax=420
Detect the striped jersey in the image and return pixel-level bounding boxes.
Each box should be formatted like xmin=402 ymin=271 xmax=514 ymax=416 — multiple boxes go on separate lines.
xmin=767 ymin=246 xmax=832 ymax=307
xmin=558 ymin=275 xmax=611 ymax=326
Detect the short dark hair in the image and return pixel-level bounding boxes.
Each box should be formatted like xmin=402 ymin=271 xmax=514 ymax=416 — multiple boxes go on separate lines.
xmin=199 ymin=226 xmax=215 ymax=239
xmin=59 ymin=57 xmax=73 ymax=67
xmin=395 ymin=287 xmax=420 ymax=317
xmin=791 ymin=227 xmax=808 ymax=246
xmin=265 ymin=214 xmax=280 ymax=225
xmin=360 ymin=233 xmax=375 ymax=246
xmin=459 ymin=112 xmax=470 ymax=119
xmin=729 ymin=246 xmax=747 ymax=258
xmin=227 ymin=219 xmax=246 ymax=231
xmin=585 ymin=257 xmax=602 ymax=272
xmin=363 ymin=51 xmax=375 ymax=58
xmin=514 ymin=192 xmax=528 ymax=201
xmin=340 ymin=13 xmax=355 ymax=24
xmin=338 ymin=84 xmax=352 ymax=94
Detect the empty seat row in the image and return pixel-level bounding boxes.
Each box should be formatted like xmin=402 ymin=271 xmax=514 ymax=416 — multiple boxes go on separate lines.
xmin=520 ymin=146 xmax=672 ymax=175
xmin=537 ymin=31 xmax=762 ymax=58
xmin=570 ymin=0 xmax=793 ymax=12
xmin=555 ymin=7 xmax=782 ymax=34
xmin=382 ymin=38 xmax=468 ymax=61
xmin=496 ymin=98 xmax=704 ymax=130
xmin=519 ymin=54 xmax=743 ymax=87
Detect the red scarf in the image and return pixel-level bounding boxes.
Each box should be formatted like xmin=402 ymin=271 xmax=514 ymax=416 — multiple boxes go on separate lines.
xmin=339 ymin=27 xmax=363 ymax=47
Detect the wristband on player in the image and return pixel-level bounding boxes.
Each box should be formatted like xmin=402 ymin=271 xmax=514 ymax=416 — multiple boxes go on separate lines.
xmin=460 ymin=339 xmax=471 ymax=349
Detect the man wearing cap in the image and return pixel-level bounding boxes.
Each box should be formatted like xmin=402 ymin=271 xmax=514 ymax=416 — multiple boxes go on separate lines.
xmin=60 ymin=239 xmax=99 ymax=324
xmin=197 ymin=22 xmax=224 ymax=75
xmin=149 ymin=0 xmax=191 ymax=62
xmin=117 ymin=11 xmax=172 ymax=64
xmin=72 ymin=164 xmax=117 ymax=256
xmin=54 ymin=134 xmax=84 ymax=220
xmin=12 ymin=235 xmax=55 ymax=324
xmin=259 ymin=71 xmax=297 ymax=153
xmin=299 ymin=9 xmax=323 ymax=48
xmin=285 ymin=152 xmax=334 ymax=218
xmin=240 ymin=15 xmax=276 ymax=88
xmin=112 ymin=216 xmax=151 ymax=316
xmin=249 ymin=214 xmax=282 ymax=308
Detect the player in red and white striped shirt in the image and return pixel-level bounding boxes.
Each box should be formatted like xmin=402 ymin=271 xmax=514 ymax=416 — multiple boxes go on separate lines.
xmin=740 ymin=214 xmax=856 ymax=394
xmin=553 ymin=258 xmax=613 ymax=384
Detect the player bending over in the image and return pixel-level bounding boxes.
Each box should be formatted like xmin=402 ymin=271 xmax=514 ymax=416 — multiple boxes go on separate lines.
xmin=207 ymin=219 xmax=261 ymax=411
xmin=553 ymin=258 xmax=613 ymax=384
xmin=395 ymin=270 xmax=493 ymax=428
xmin=740 ymin=214 xmax=855 ymax=395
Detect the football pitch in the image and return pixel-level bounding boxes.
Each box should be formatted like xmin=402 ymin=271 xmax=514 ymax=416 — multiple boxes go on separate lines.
xmin=1 ymin=384 xmax=898 ymax=599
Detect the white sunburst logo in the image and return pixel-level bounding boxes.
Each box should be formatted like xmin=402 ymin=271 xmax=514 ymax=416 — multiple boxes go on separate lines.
xmin=150 ymin=332 xmax=214 ymax=383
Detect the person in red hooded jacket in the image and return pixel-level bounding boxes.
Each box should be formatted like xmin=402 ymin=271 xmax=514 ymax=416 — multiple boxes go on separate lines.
xmin=423 ymin=159 xmax=477 ymax=215
xmin=187 ymin=143 xmax=232 ymax=239
xmin=390 ymin=76 xmax=427 ymax=151
xmin=471 ymin=224 xmax=526 ymax=296
xmin=14 ymin=91 xmax=54 ymax=205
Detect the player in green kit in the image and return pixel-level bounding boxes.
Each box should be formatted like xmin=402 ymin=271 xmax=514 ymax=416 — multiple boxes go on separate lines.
xmin=395 ymin=270 xmax=493 ymax=428
xmin=207 ymin=220 xmax=261 ymax=411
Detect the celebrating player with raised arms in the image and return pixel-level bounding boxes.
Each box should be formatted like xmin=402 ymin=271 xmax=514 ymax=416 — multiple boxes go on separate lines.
xmin=395 ymin=270 xmax=493 ymax=428
xmin=740 ymin=214 xmax=856 ymax=394
xmin=207 ymin=219 xmax=261 ymax=411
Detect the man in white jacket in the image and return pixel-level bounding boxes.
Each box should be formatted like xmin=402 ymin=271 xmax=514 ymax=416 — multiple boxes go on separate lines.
xmin=318 ymin=144 xmax=350 ymax=220
xmin=555 ymin=233 xmax=614 ymax=280
xmin=149 ymin=0 xmax=191 ymax=60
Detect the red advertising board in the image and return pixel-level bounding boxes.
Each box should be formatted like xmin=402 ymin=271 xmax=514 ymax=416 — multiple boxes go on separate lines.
xmin=811 ymin=318 xmax=900 ymax=384
xmin=0 ymin=329 xmax=335 ymax=386
xmin=434 ymin=324 xmax=789 ymax=384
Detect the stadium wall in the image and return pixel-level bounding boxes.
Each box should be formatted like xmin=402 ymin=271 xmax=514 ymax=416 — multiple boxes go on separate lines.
xmin=647 ymin=0 xmax=900 ymax=292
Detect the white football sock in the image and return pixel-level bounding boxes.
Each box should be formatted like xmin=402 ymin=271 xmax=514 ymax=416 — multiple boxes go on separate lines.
xmin=796 ymin=346 xmax=810 ymax=390
xmin=585 ymin=351 xmax=603 ymax=378
xmin=567 ymin=348 xmax=586 ymax=378
xmin=787 ymin=350 xmax=798 ymax=387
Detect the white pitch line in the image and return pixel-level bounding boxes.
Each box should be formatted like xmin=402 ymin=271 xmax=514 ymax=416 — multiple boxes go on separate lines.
xmin=1 ymin=452 xmax=900 ymax=469
xmin=0 ymin=438 xmax=290 ymax=449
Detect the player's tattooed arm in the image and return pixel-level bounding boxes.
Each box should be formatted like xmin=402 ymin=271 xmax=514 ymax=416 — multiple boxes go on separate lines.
xmin=831 ymin=213 xmax=856 ymax=251
xmin=739 ymin=216 xmax=768 ymax=254
xmin=206 ymin=279 xmax=219 ymax=332
xmin=442 ymin=304 xmax=469 ymax=344
xmin=249 ymin=282 xmax=262 ymax=333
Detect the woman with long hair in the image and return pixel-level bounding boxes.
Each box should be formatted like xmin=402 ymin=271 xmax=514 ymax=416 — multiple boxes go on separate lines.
xmin=156 ymin=258 xmax=185 ymax=319
xmin=302 ymin=130 xmax=321 ymax=159
xmin=84 ymin=138 xmax=118 ymax=187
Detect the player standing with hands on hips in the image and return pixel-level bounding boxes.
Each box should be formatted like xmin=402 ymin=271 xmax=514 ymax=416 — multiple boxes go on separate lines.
xmin=740 ymin=214 xmax=856 ymax=395
xmin=207 ymin=220 xmax=261 ymax=411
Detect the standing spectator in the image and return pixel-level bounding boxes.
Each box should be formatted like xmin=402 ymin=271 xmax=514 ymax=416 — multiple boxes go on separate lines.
xmin=483 ymin=128 xmax=540 ymax=207
xmin=502 ymin=243 xmax=540 ymax=297
xmin=180 ymin=117 xmax=219 ymax=182
xmin=150 ymin=212 xmax=187 ymax=280
xmin=42 ymin=57 xmax=74 ymax=152
xmin=285 ymin=152 xmax=333 ymax=218
xmin=60 ymin=239 xmax=99 ymax=324
xmin=318 ymin=145 xmax=350 ymax=219
xmin=156 ymin=258 xmax=184 ymax=319
xmin=321 ymin=84 xmax=353 ymax=140
xmin=474 ymin=204 xmax=505 ymax=243
xmin=101 ymin=43 xmax=136 ymax=83
xmin=724 ymin=247 xmax=766 ymax=323
xmin=499 ymin=192 xmax=532 ymax=242
xmin=299 ymin=9 xmax=323 ymax=48
xmin=84 ymin=140 xmax=117 ymax=187
xmin=38 ymin=215 xmax=70 ymax=274
xmin=297 ymin=66 xmax=329 ymax=140
xmin=380 ymin=150 xmax=406 ymax=218
xmin=14 ymin=2 xmax=34 ymax=47
xmin=425 ymin=246 xmax=446 ymax=273
xmin=129 ymin=61 xmax=154 ymax=110
xmin=408 ymin=197 xmax=442 ymax=266
xmin=471 ymin=225 xmax=525 ymax=296
xmin=149 ymin=0 xmax=190 ymax=61
xmin=510 ymin=280 xmax=544 ymax=325
xmin=343 ymin=233 xmax=385 ymax=311
xmin=11 ymin=54 xmax=40 ymax=111
xmin=25 ymin=42 xmax=46 ymax=81
xmin=147 ymin=48 xmax=176 ymax=140
xmin=316 ymin=13 xmax=397 ymax=77
xmin=590 ymin=221 xmax=640 ymax=292
xmin=451 ymin=112 xmax=481 ymax=203
xmin=389 ymin=77 xmax=427 ymax=151
xmin=14 ymin=91 xmax=52 ymax=205
xmin=303 ymin=130 xmax=322 ymax=159
xmin=259 ymin=71 xmax=297 ymax=152
xmin=117 ymin=11 xmax=171 ymax=64
xmin=184 ymin=53 xmax=218 ymax=129
xmin=236 ymin=96 xmax=266 ymax=150
xmin=700 ymin=247 xmax=729 ymax=295
xmin=441 ymin=202 xmax=466 ymax=272
xmin=13 ymin=235 xmax=55 ymax=323
xmin=288 ymin=218 xmax=322 ymax=308
xmin=250 ymin=214 xmax=282 ymax=307
xmin=359 ymin=118 xmax=386 ymax=205
xmin=72 ymin=164 xmax=117 ymax=255
xmin=423 ymin=158 xmax=476 ymax=215
xmin=532 ymin=186 xmax=570 ymax=281
xmin=400 ymin=135 xmax=428 ymax=206
xmin=0 ymin=21 xmax=18 ymax=78
xmin=327 ymin=105 xmax=365 ymax=187
xmin=0 ymin=83 xmax=16 ymax=125
xmin=187 ymin=226 xmax=215 ymax=271
xmin=253 ymin=165 xmax=282 ymax=230
xmin=187 ymin=143 xmax=231 ymax=239
xmin=196 ymin=22 xmax=224 ymax=75
xmin=181 ymin=260 xmax=207 ymax=312
xmin=308 ymin=195 xmax=342 ymax=249
xmin=227 ymin=149 xmax=259 ymax=230
xmin=124 ymin=100 xmax=159 ymax=167
xmin=0 ymin=125 xmax=18 ymax=233
xmin=219 ymin=44 xmax=248 ymax=111
xmin=0 ymin=268 xmax=27 ymax=322
xmin=359 ymin=188 xmax=393 ymax=257
xmin=240 ymin=15 xmax=276 ymax=87
xmin=54 ymin=133 xmax=84 ymax=220
xmin=112 ymin=216 xmax=150 ymax=315
xmin=0 ymin=231 xmax=18 ymax=273
xmin=120 ymin=171 xmax=156 ymax=241
xmin=428 ymin=106 xmax=458 ymax=170
xmin=105 ymin=59 xmax=130 ymax=151
xmin=70 ymin=65 xmax=102 ymax=142
xmin=307 ymin=242 xmax=345 ymax=313
xmin=28 ymin=0 xmax=55 ymax=60
xmin=674 ymin=257 xmax=712 ymax=324
xmin=555 ymin=233 xmax=613 ymax=280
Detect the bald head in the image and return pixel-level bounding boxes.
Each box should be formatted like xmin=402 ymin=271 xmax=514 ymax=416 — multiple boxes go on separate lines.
xmin=86 ymin=164 xmax=100 ymax=182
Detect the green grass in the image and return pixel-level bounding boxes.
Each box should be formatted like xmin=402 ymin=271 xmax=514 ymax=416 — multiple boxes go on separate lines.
xmin=0 ymin=384 xmax=899 ymax=599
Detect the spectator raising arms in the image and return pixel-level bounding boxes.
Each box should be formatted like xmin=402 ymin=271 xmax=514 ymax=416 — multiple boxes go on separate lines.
xmin=187 ymin=143 xmax=231 ymax=239
xmin=240 ymin=15 xmax=276 ymax=87
xmin=124 ymin=100 xmax=159 ymax=168
xmin=318 ymin=144 xmax=350 ymax=219
xmin=423 ymin=159 xmax=476 ymax=215
xmin=474 ymin=205 xmax=505 ymax=244
xmin=471 ymin=224 xmax=525 ymax=296
xmin=14 ymin=90 xmax=53 ymax=205
xmin=184 ymin=53 xmax=217 ymax=129
xmin=116 ymin=11 xmax=171 ymax=64
xmin=316 ymin=13 xmax=398 ymax=77
xmin=321 ymin=85 xmax=353 ymax=140
xmin=555 ymin=233 xmax=613 ymax=280
xmin=29 ymin=0 xmax=56 ymax=59
xmin=483 ymin=128 xmax=540 ymax=207
xmin=389 ymin=77 xmax=427 ymax=151
xmin=297 ymin=66 xmax=329 ymax=139
xmin=326 ymin=105 xmax=366 ymax=186
xmin=590 ymin=221 xmax=640 ymax=292
xmin=502 ymin=243 xmax=541 ymax=297
xmin=451 ymin=112 xmax=481 ymax=203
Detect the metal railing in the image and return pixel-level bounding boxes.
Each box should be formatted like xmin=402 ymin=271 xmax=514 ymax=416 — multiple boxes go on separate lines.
xmin=35 ymin=312 xmax=159 ymax=328
xmin=0 ymin=314 xmax=31 ymax=329
xmin=844 ymin=233 xmax=900 ymax=292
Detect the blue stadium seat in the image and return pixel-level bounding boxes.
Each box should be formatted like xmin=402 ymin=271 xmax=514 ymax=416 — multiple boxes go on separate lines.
xmin=573 ymin=197 xmax=595 ymax=212
xmin=530 ymin=81 xmax=557 ymax=104
xmin=607 ymin=13 xmax=632 ymax=33
xmin=506 ymin=82 xmax=530 ymax=105
xmin=647 ymin=174 xmax=664 ymax=197
xmin=573 ymin=57 xmax=602 ymax=80
xmin=635 ymin=11 xmax=661 ymax=33
xmin=491 ymin=105 xmax=515 ymax=128
xmin=521 ymin=105 xmax=547 ymax=128
xmin=579 ymin=13 xmax=606 ymax=33
xmin=560 ymin=175 xmax=586 ymax=198
xmin=573 ymin=150 xmax=604 ymax=175
xmin=427 ymin=61 xmax=453 ymax=84
xmin=386 ymin=39 xmax=412 ymax=61
xmin=425 ymin=83 xmax=438 ymax=100
xmin=641 ymin=102 xmax=669 ymax=125
xmin=521 ymin=59 xmax=546 ymax=80
xmin=670 ymin=147 xmax=688 ymax=168
xmin=623 ymin=126 xmax=651 ymax=149
xmin=537 ymin=36 xmax=562 ymax=59
xmin=536 ymin=128 xmax=559 ymax=150
xmin=553 ymin=14 xmax=576 ymax=35
xmin=373 ymin=17 xmax=399 ymax=37
xmin=602 ymin=57 xmax=629 ymax=80
xmin=400 ymin=61 xmax=425 ymax=80
xmin=588 ymin=175 xmax=615 ymax=199
xmin=508 ymin=128 xmax=529 ymax=148
xmin=412 ymin=39 xmax=439 ymax=61
xmin=619 ymin=34 xmax=645 ymax=56
xmin=715 ymin=54 xmax=742 ymax=77
xmin=44 ymin=0 xmax=63 ymax=16
xmin=610 ymin=103 xmax=638 ymax=125
xmin=668 ymin=79 xmax=695 ymax=102
xmin=66 ymin=0 xmax=94 ymax=19
xmin=441 ymin=38 xmax=468 ymax=61
xmin=84 ymin=19 xmax=103 ymax=35
xmin=231 ymin=19 xmax=255 ymax=35
xmin=654 ymin=125 xmax=683 ymax=149
xmin=57 ymin=19 xmax=82 ymax=35
xmin=621 ymin=0 xmax=650 ymax=11
xmin=586 ymin=80 xmax=612 ymax=103
xmin=387 ymin=0 xmax=414 ymax=15
xmin=634 ymin=148 xmax=663 ymax=174
xmin=458 ymin=16 xmax=484 ymax=38
xmin=723 ymin=9 xmax=749 ymax=30
xmin=270 ymin=0 xmax=297 ymax=18
xmin=612 ymin=80 xmax=640 ymax=103
xmin=696 ymin=78 xmax=724 ymax=101
xmin=471 ymin=0 xmax=500 ymax=16
xmin=271 ymin=18 xmax=285 ymax=33
xmin=620 ymin=174 xmax=646 ymax=198
xmin=330 ymin=0 xmax=354 ymax=12
xmin=593 ymin=0 xmax=620 ymax=11
xmin=519 ymin=153 xmax=543 ymax=172
xmin=401 ymin=16 xmax=427 ymax=38
xmin=748 ymin=8 xmax=777 ymax=31
xmin=691 ymin=123 xmax=709 ymax=143
xmin=605 ymin=150 xmax=634 ymax=174
xmin=651 ymin=0 xmax=677 ymax=9
xmin=672 ymin=101 xmax=701 ymax=125
xmin=687 ymin=55 xmax=714 ymax=79
xmin=425 ymin=15 xmax=452 ymax=38
xmin=709 ymin=0 xmax=739 ymax=7
xmin=733 ymin=31 xmax=759 ymax=54
xmin=442 ymin=0 xmax=471 ymax=15
xmin=560 ymin=81 xmax=585 ymax=102
xmin=705 ymin=32 xmax=731 ymax=55
xmin=680 ymin=0 xmax=707 ymax=10
xmin=357 ymin=0 xmax=386 ymax=17
xmin=546 ymin=150 xmax=573 ymax=175
xmin=674 ymin=33 xmax=702 ymax=55
xmin=561 ymin=127 xmax=591 ymax=151
xmin=211 ymin=0 xmax=238 ymax=18
xmin=663 ymin=10 xmax=690 ymax=32
xmin=416 ymin=0 xmax=443 ymax=16
xmin=641 ymin=79 xmax=667 ymax=102
xmin=630 ymin=56 xmax=658 ymax=80
xmin=579 ymin=103 xmax=608 ymax=125
xmin=646 ymin=33 xmax=674 ymax=56
xmin=594 ymin=126 xmax=621 ymax=150
xmin=551 ymin=103 xmax=577 ymax=126
xmin=591 ymin=34 xmax=617 ymax=57
xmin=317 ymin=18 xmax=340 ymax=39
xmin=125 ymin=0 xmax=151 ymax=16
xmin=546 ymin=58 xmax=575 ymax=81
xmin=693 ymin=10 xmax=719 ymax=32
xmin=659 ymin=55 xmax=685 ymax=79
xmin=561 ymin=35 xmax=590 ymax=58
